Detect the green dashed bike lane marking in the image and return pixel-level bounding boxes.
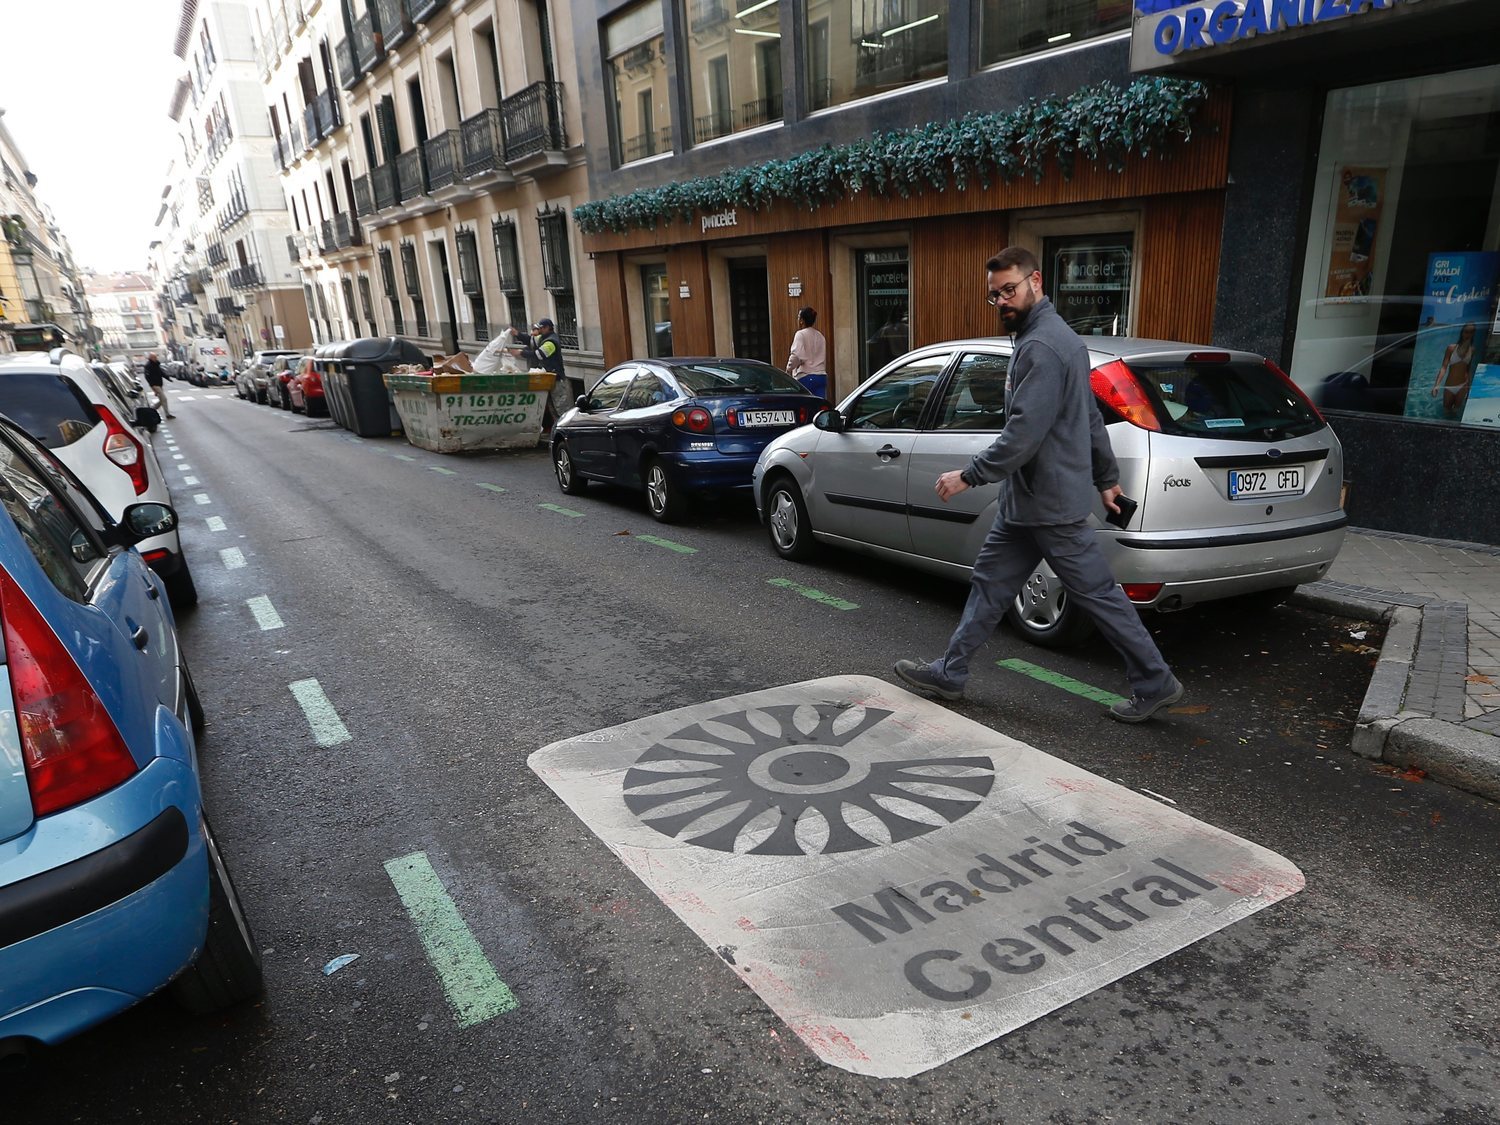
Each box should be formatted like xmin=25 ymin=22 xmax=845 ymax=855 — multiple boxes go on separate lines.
xmin=393 ymin=453 xmax=417 ymax=462
xmin=384 ymin=852 xmax=518 ymax=1027
xmin=476 ymin=483 xmax=507 ymax=493
xmin=636 ymin=534 xmax=697 ymax=554
xmin=995 ymin=658 xmax=1126 ymax=707
xmin=539 ymin=503 xmax=583 ymax=517
xmin=429 ymin=465 xmax=458 ymax=476
xmin=766 ymin=577 xmax=858 ymax=611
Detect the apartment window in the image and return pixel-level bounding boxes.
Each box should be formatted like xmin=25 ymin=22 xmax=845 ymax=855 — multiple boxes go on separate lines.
xmin=605 ymin=2 xmax=672 ymax=166
xmin=679 ymin=1 xmax=783 ymax=143
xmin=977 ymin=0 xmax=1130 ymax=68
xmin=804 ymin=1 xmax=946 ymax=111
xmin=537 ymin=206 xmax=577 ymax=348
xmin=379 ymin=246 xmax=404 ymax=335
xmin=400 ymin=241 xmax=428 ymax=338
xmin=358 ymin=274 xmax=376 ymax=335
xmin=341 ymin=277 xmax=359 ymax=337
xmin=455 ymin=229 xmax=489 ymax=342
xmin=492 ymin=218 xmax=529 ymax=332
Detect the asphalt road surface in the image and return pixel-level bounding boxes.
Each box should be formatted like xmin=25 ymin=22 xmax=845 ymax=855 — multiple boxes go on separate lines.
xmin=13 ymin=390 xmax=1500 ymax=1124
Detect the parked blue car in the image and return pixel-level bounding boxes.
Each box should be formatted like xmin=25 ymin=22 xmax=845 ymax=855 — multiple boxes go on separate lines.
xmin=0 ymin=416 xmax=260 ymax=1061
xmin=550 ymin=358 xmax=826 ymax=522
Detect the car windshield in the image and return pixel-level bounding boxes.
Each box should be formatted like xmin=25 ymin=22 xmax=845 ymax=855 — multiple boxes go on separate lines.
xmin=1121 ymin=359 xmax=1324 ymax=441
xmin=672 ymin=361 xmax=808 ymax=397
xmin=0 ymin=373 xmax=102 ymax=448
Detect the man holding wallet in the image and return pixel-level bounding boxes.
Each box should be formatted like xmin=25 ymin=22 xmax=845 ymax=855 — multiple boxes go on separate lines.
xmin=893 ymin=246 xmax=1183 ymax=723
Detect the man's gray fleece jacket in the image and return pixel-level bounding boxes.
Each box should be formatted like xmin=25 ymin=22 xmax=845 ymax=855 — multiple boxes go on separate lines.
xmin=957 ymin=296 xmax=1119 ymax=526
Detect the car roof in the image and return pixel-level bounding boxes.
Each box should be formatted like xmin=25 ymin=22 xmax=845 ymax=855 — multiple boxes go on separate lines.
xmin=895 ymin=336 xmax=1269 ymax=363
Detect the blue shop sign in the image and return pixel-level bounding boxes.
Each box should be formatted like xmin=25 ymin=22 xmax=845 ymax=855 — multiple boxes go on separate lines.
xmin=1131 ymin=0 xmax=1426 ymax=72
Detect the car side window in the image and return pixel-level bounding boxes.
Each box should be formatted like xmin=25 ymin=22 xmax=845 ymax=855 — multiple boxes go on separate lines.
xmin=0 ymin=436 xmax=109 ymax=602
xmin=618 ymin=371 xmax=672 ymax=411
xmin=934 ymin=352 xmax=1011 ymax=431
xmin=844 ymin=353 xmax=953 ymax=431
xmin=587 ymin=369 xmax=636 ymax=412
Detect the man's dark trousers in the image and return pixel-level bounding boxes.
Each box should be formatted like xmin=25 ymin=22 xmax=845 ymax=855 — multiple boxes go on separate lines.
xmin=931 ymin=511 xmax=1175 ymax=698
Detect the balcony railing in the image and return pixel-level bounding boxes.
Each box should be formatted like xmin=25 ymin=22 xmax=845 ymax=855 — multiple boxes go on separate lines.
xmin=695 ymin=111 xmax=734 ymax=144
xmin=216 ymin=296 xmax=238 ymax=316
xmin=623 ymin=127 xmax=671 ymax=163
xmin=315 ymin=88 xmax=341 ymax=138
xmin=374 ymin=0 xmax=409 ymax=50
xmin=335 ymin=212 xmax=361 ymax=248
xmin=460 ymin=108 xmax=503 ymax=176
xmin=320 ymin=219 xmax=336 ymax=254
xmin=354 ymin=10 xmax=380 ymax=71
xmin=403 ymin=0 xmax=441 ymax=21
xmin=228 ymin=264 xmax=263 ymax=291
xmin=336 ymin=38 xmax=360 ymax=90
xmin=424 ymin=130 xmax=460 ymax=190
xmin=396 ymin=148 xmax=428 ymax=201
xmin=303 ymin=104 xmax=319 ymax=152
xmin=501 ymin=81 xmax=566 ymax=162
xmin=691 ymin=0 xmax=731 ymax=30
xmin=206 ymin=241 xmax=228 ymax=266
xmin=372 ymin=162 xmax=398 ymax=211
xmin=352 ymin=173 xmax=373 ymax=216
xmin=741 ymin=93 xmax=783 ymax=129
xmin=287 ymin=234 xmax=301 ymax=262
xmin=287 ymin=118 xmax=303 ymax=154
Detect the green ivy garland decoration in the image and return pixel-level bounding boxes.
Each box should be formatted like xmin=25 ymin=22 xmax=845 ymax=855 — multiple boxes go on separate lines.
xmin=574 ymin=77 xmax=1211 ymax=236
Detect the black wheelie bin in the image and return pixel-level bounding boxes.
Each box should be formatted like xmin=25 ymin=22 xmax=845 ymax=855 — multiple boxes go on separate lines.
xmin=321 ymin=337 xmax=430 ymax=437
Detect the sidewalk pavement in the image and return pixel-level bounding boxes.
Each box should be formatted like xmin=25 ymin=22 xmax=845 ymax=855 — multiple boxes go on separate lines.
xmin=1290 ymin=527 xmax=1500 ymax=802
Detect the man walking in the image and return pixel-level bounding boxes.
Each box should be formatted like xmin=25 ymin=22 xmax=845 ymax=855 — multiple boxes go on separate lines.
xmin=143 ymin=353 xmax=174 ymax=419
xmin=893 ymin=247 xmax=1182 ymax=723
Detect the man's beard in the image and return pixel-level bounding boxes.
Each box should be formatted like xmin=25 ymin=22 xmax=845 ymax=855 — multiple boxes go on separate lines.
xmin=1000 ymin=302 xmax=1034 ymax=334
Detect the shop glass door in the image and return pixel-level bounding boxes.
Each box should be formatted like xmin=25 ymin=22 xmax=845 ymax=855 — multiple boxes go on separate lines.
xmin=728 ymin=258 xmax=771 ymax=363
xmin=641 ymin=265 xmax=672 ymax=357
xmin=859 ymin=248 xmax=910 ymax=380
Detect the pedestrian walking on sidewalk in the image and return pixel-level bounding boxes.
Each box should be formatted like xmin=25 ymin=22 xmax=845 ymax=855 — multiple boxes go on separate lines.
xmin=892 ymin=246 xmax=1183 ymax=723
xmin=786 ymin=307 xmax=828 ymax=400
xmin=143 ymin=353 xmax=174 ymax=418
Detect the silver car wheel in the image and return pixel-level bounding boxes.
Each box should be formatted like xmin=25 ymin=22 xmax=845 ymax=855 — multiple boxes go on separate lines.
xmin=1014 ymin=567 xmax=1069 ymax=630
xmin=646 ymin=464 xmax=668 ymax=516
xmin=555 ymin=446 xmax=573 ymax=488
xmin=769 ymin=489 xmax=799 ymax=551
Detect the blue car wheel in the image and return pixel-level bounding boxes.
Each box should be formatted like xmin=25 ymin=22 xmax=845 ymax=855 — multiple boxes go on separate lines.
xmin=169 ymin=817 xmax=263 ymax=1014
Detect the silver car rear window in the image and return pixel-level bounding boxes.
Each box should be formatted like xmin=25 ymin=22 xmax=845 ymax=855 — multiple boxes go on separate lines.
xmin=1123 ymin=360 xmax=1323 ymax=441
xmin=0 ymin=373 xmax=102 ymax=449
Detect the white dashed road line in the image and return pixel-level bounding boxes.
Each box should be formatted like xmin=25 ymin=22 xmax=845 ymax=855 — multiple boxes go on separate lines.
xmin=206 ymin=516 xmax=226 ymax=532
xmin=220 ymin=547 xmax=246 ymax=569
xmin=246 ymin=595 xmax=285 ymax=631
xmin=289 ymin=678 xmax=352 ymax=747
xmin=183 ymin=476 xmax=200 ymax=485
xmin=193 ymin=493 xmax=210 ymax=504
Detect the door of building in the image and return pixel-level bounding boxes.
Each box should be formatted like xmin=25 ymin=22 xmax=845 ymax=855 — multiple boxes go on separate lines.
xmin=728 ymin=258 xmax=772 ymax=363
xmin=858 ymin=248 xmax=910 ymax=381
xmin=641 ymin=265 xmax=672 ymax=357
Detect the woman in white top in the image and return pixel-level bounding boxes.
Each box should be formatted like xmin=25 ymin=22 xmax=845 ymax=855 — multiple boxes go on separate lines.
xmin=1431 ymin=322 xmax=1478 ymax=420
xmin=786 ymin=307 xmax=828 ymax=400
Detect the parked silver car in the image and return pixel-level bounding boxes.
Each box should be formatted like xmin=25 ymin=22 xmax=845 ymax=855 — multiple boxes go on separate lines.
xmin=753 ymin=338 xmax=1348 ymax=647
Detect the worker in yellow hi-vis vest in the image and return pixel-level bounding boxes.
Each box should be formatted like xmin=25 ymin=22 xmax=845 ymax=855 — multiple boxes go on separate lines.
xmin=532 ymin=317 xmax=578 ymax=429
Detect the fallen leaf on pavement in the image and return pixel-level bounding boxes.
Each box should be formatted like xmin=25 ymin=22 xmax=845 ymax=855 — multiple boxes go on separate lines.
xmin=1169 ymin=703 xmax=1211 ymax=715
xmin=1397 ymin=766 xmax=1427 ymax=783
xmin=1430 ymin=811 xmax=1443 ymax=826
xmin=1466 ymin=673 xmax=1494 ymax=685
xmin=614 ymin=530 xmax=632 ymax=536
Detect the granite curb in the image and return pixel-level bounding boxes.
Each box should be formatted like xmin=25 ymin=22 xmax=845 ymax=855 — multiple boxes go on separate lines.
xmin=1291 ymin=580 xmax=1500 ymax=803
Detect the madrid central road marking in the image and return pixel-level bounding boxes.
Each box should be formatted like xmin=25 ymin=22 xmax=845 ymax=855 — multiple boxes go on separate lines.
xmin=767 ymin=576 xmax=858 ymax=611
xmin=205 ymin=516 xmax=227 ymax=532
xmin=220 ymin=547 xmax=246 ymax=570
xmin=476 ymin=483 xmax=507 ymax=494
xmin=289 ymin=678 xmax=351 ymax=747
xmin=246 ymin=595 xmax=285 ymax=631
xmin=384 ymin=852 xmax=519 ymax=1028
xmin=995 ymin=659 xmax=1126 ymax=707
xmin=539 ymin=503 xmax=583 ymax=517
xmin=636 ymin=534 xmax=697 ymax=554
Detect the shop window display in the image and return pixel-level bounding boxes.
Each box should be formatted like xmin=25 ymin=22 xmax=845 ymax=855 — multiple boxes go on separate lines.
xmin=1291 ymin=63 xmax=1500 ymax=429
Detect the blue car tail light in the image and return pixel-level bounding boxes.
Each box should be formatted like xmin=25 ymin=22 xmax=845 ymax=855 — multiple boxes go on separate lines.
xmin=0 ymin=569 xmax=138 ymax=816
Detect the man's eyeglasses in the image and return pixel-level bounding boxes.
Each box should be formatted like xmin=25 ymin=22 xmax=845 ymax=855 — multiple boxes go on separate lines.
xmin=986 ymin=274 xmax=1036 ymax=306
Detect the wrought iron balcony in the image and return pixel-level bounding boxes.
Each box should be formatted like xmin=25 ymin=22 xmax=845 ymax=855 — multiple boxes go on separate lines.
xmin=396 ymin=148 xmax=428 ymax=201
xmin=460 ymin=108 xmax=503 ymax=176
xmin=352 ymin=173 xmax=373 ymax=217
xmin=215 ymin=296 xmax=238 ymax=316
xmin=623 ymin=127 xmax=671 ymax=163
xmin=316 ymin=88 xmax=341 ymax=138
xmin=320 ymin=219 xmax=336 ymax=254
xmin=374 ymin=0 xmax=409 ymax=50
xmin=354 ymin=10 xmax=380 ymax=71
xmin=336 ymin=38 xmax=360 ymax=90
xmin=206 ymin=241 xmax=228 ymax=266
xmin=372 ymin=162 xmax=398 ymax=211
xmin=287 ymin=118 xmax=303 ymax=154
xmin=335 ymin=212 xmax=361 ymax=248
xmin=303 ymin=104 xmax=319 ymax=151
xmin=228 ymin=264 xmax=263 ymax=291
xmin=403 ymin=0 xmax=441 ymax=21
xmin=424 ymin=130 xmax=460 ymax=190
xmin=695 ymin=111 xmax=734 ymax=144
xmin=287 ymin=234 xmax=301 ymax=262
xmin=501 ymin=81 xmax=566 ymax=163
xmin=741 ymin=93 xmax=783 ymax=129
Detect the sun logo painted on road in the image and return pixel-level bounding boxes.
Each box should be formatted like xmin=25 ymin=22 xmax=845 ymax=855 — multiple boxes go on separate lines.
xmin=621 ymin=703 xmax=995 ymax=855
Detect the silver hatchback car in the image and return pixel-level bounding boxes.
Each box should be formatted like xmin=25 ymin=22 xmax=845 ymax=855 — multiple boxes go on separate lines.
xmin=753 ymin=338 xmax=1347 ymax=647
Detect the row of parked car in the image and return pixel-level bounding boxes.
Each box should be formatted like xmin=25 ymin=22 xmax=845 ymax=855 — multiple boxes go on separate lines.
xmin=549 ymin=335 xmax=1349 ymax=648
xmin=0 ymin=346 xmax=261 ymax=1064
xmin=231 ymin=349 xmax=328 ymax=415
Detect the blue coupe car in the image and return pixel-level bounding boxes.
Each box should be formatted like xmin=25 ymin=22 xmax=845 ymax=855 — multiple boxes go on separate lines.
xmin=550 ymin=358 xmax=826 ymax=522
xmin=0 ymin=416 xmax=260 ymax=1062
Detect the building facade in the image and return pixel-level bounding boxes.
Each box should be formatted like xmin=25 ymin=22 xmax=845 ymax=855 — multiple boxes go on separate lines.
xmin=84 ymin=272 xmax=167 ymax=362
xmin=569 ymin=0 xmax=1500 ymax=545
xmin=1 ymin=110 xmax=93 ymax=352
xmin=153 ymin=0 xmax=313 ymax=363
xmin=257 ymin=0 xmax=601 ymax=387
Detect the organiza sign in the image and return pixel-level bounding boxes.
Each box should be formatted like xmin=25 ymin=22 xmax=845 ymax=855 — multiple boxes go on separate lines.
xmin=1132 ymin=0 xmax=1422 ymax=69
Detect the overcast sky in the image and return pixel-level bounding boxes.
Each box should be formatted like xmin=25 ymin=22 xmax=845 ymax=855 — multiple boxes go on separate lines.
xmin=1 ymin=1 xmax=183 ymax=274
